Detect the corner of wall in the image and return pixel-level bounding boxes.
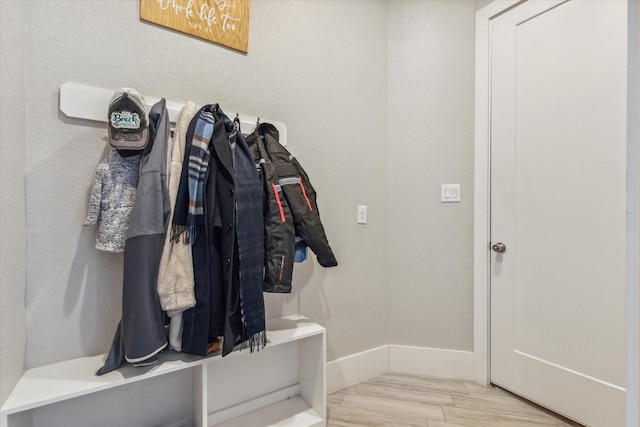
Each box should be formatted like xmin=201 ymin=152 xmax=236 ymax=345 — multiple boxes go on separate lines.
xmin=326 ymin=344 xmax=475 ymax=394
xmin=0 ymin=0 xmax=28 ymax=407
xmin=626 ymin=1 xmax=640 ymax=424
xmin=326 ymin=346 xmax=390 ymax=394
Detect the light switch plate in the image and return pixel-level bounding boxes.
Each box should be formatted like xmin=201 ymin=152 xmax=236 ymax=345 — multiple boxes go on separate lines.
xmin=357 ymin=205 xmax=367 ymax=224
xmin=441 ymin=184 xmax=461 ymax=203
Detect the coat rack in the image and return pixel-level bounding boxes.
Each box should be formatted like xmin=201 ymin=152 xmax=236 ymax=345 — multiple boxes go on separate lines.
xmin=59 ymin=82 xmax=287 ymax=145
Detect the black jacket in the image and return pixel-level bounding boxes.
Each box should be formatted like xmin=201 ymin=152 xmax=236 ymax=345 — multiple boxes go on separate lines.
xmin=181 ymin=105 xmax=265 ymax=357
xmin=246 ymin=123 xmax=337 ymax=293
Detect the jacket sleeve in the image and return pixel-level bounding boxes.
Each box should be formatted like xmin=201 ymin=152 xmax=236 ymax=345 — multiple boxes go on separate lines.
xmin=279 ymin=157 xmax=338 ymax=268
xmin=84 ymin=162 xmax=105 ymax=226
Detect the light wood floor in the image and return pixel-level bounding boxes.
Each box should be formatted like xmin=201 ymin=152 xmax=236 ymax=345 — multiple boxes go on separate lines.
xmin=327 ymin=372 xmax=583 ymax=427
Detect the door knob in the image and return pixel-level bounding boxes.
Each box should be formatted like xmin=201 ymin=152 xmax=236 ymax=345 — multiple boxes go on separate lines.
xmin=492 ymin=242 xmax=506 ymax=253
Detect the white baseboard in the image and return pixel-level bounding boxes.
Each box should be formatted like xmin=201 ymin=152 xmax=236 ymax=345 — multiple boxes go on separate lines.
xmin=326 ymin=345 xmax=389 ymax=394
xmin=389 ymin=345 xmax=474 ymax=380
xmin=327 ymin=345 xmax=474 ymax=394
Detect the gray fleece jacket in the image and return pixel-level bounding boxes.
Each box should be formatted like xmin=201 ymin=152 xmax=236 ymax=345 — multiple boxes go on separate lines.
xmin=84 ymin=149 xmax=140 ymax=252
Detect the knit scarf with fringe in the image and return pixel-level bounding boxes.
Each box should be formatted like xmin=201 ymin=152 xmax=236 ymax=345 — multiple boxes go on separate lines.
xmin=172 ymin=107 xmax=215 ymax=244
xmin=232 ymin=130 xmax=267 ymax=354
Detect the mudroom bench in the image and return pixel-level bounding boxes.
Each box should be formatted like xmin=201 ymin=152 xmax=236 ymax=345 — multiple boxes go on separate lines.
xmin=0 ymin=315 xmax=326 ymax=427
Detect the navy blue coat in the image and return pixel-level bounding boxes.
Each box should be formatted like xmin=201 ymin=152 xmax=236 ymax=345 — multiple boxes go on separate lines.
xmin=181 ymin=105 xmax=265 ymax=357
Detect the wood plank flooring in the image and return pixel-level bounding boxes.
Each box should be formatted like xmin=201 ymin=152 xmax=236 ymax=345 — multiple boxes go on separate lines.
xmin=327 ymin=372 xmax=583 ymax=427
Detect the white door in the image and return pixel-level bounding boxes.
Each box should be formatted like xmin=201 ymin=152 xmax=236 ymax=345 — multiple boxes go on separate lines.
xmin=490 ymin=1 xmax=627 ymax=426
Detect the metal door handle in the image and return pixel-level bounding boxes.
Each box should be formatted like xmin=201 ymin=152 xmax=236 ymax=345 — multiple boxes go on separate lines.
xmin=492 ymin=242 xmax=506 ymax=253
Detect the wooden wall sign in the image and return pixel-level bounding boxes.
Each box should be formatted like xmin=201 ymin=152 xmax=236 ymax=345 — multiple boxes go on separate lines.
xmin=140 ymin=0 xmax=250 ymax=53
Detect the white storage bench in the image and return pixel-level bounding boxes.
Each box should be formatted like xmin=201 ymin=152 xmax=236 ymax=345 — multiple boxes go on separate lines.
xmin=0 ymin=315 xmax=326 ymax=427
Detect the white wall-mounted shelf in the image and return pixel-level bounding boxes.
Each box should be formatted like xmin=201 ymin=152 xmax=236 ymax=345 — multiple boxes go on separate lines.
xmin=0 ymin=315 xmax=325 ymax=427
xmin=59 ymin=82 xmax=288 ymax=145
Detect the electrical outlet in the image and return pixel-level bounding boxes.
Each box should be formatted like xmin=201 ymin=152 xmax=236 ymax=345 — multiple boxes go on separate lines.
xmin=357 ymin=205 xmax=367 ymax=224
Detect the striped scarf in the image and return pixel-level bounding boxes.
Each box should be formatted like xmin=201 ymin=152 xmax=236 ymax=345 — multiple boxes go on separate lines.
xmin=172 ymin=108 xmax=215 ymax=244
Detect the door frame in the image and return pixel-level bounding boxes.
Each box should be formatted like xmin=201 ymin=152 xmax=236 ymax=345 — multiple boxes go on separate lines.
xmin=473 ymin=0 xmax=640 ymax=423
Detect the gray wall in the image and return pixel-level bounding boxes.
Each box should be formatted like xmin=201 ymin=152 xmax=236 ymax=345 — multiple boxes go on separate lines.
xmin=627 ymin=1 xmax=640 ymax=424
xmin=0 ymin=0 xmax=28 ymax=406
xmin=387 ymin=0 xmax=479 ymax=351
xmin=21 ymin=0 xmax=389 ymax=369
xmin=0 ymin=0 xmax=487 ymax=407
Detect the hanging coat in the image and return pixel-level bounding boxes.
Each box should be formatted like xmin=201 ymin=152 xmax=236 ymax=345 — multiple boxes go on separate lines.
xmin=180 ymin=107 xmax=226 ymax=356
xmin=157 ymin=101 xmax=199 ymax=352
xmin=157 ymin=101 xmax=198 ymax=317
xmin=180 ymin=105 xmax=265 ymax=357
xmin=83 ymin=148 xmax=140 ymax=253
xmin=97 ymin=99 xmax=170 ymax=375
xmin=246 ymin=123 xmax=338 ymax=293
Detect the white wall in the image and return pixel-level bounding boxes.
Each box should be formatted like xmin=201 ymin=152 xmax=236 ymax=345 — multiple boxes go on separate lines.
xmin=387 ymin=0 xmax=480 ymax=351
xmin=0 ymin=0 xmax=28 ymax=406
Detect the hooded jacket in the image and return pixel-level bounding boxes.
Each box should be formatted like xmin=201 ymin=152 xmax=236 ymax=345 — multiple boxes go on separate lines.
xmin=97 ymin=99 xmax=171 ymax=375
xmin=246 ymin=123 xmax=337 ymax=293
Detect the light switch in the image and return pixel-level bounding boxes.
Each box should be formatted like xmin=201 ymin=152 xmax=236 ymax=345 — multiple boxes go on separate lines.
xmin=441 ymin=184 xmax=461 ymax=203
xmin=357 ymin=205 xmax=367 ymax=224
